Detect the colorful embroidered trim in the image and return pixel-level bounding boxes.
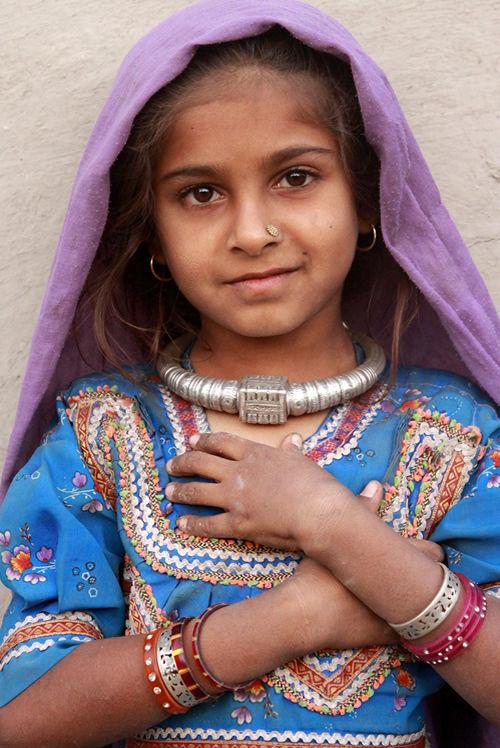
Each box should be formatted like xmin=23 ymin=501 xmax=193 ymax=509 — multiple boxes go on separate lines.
xmin=126 ymin=725 xmax=427 ymax=748
xmin=263 ymin=646 xmax=413 ymax=716
xmin=304 ymin=384 xmax=385 ymax=466
xmin=0 ymin=612 xmax=102 ymax=667
xmin=379 ymin=408 xmax=482 ymax=538
xmin=127 ymin=739 xmax=427 ymax=748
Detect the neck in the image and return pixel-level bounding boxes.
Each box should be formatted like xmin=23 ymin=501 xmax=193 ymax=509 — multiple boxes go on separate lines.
xmin=190 ymin=320 xmax=356 ymax=382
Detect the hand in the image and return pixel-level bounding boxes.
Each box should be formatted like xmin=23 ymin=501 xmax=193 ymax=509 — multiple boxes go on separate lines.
xmin=166 ymin=430 xmax=349 ymax=551
xmin=285 ymin=554 xmax=398 ymax=651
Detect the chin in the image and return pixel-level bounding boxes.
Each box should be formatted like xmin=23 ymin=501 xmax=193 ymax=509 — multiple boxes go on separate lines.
xmin=228 ymin=321 xmax=305 ymax=340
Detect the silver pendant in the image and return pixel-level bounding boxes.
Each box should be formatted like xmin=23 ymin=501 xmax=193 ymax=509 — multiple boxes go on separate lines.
xmin=238 ymin=374 xmax=288 ymax=424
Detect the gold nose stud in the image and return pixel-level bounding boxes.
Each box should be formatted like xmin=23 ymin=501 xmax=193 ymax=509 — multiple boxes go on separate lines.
xmin=266 ymin=224 xmax=279 ymax=237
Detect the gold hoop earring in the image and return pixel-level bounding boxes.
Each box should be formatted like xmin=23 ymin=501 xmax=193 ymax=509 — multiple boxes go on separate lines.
xmin=150 ymin=255 xmax=173 ymax=282
xmin=356 ymin=224 xmax=377 ymax=252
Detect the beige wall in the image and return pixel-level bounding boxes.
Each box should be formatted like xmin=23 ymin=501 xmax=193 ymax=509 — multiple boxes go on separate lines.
xmin=1 ymin=1 xmax=499 ymax=618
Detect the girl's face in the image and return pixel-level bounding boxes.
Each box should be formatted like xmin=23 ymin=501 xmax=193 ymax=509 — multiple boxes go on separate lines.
xmin=153 ymin=71 xmax=369 ymax=346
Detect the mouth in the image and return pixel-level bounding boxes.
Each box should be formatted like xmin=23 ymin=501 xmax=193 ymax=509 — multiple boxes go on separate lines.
xmin=227 ymin=267 xmax=298 ymax=284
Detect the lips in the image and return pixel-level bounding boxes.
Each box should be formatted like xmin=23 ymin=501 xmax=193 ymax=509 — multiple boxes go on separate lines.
xmin=225 ymin=266 xmax=299 ymax=295
xmin=227 ymin=267 xmax=298 ymax=284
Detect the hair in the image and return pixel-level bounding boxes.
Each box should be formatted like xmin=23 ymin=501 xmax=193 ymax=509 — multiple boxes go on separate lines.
xmin=83 ymin=26 xmax=420 ymax=387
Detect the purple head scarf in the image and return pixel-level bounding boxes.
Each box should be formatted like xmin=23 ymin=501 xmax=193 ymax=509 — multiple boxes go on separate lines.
xmin=3 ymin=0 xmax=500 ymax=499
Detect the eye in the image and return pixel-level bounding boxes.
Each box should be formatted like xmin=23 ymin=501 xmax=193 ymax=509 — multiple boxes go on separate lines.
xmin=181 ymin=185 xmax=221 ymax=206
xmin=278 ymin=168 xmax=316 ymax=189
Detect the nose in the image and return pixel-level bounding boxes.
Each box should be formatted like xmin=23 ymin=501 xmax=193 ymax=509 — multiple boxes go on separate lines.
xmin=228 ymin=197 xmax=279 ymax=256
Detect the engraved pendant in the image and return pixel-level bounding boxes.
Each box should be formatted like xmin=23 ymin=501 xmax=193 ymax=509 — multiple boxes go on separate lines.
xmin=238 ymin=374 xmax=288 ymax=424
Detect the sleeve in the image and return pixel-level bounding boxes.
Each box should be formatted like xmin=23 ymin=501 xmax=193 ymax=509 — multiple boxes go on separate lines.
xmin=0 ymin=392 xmax=125 ymax=707
xmin=428 ymin=410 xmax=500 ymax=595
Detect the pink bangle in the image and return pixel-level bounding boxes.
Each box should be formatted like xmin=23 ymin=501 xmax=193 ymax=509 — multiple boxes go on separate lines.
xmin=402 ymin=574 xmax=487 ymax=665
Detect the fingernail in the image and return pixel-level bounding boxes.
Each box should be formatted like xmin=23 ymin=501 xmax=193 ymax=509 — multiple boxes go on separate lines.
xmin=189 ymin=434 xmax=200 ymax=447
xmin=166 ymin=459 xmax=173 ymax=473
xmin=177 ymin=517 xmax=187 ymax=530
xmin=165 ymin=483 xmax=174 ymax=497
xmin=290 ymin=432 xmax=303 ymax=449
xmin=359 ymin=480 xmax=380 ymax=499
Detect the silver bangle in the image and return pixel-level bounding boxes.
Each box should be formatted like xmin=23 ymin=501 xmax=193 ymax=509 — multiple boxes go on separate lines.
xmin=157 ymin=626 xmax=198 ymax=708
xmin=388 ymin=563 xmax=461 ymax=640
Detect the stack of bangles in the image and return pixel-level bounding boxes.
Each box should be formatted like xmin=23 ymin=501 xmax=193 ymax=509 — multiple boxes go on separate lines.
xmin=389 ymin=563 xmax=487 ymax=665
xmin=143 ymin=603 xmax=254 ymax=713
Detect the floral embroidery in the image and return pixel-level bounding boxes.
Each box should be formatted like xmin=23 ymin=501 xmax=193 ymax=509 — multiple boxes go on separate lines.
xmin=393 ymin=667 xmax=416 ymax=692
xmin=36 ymin=546 xmax=54 ymax=563
xmin=1 ymin=544 xmax=32 ymax=581
xmin=392 ymin=667 xmax=416 ymax=712
xmin=72 ymin=562 xmax=98 ymax=597
xmin=448 ymin=548 xmax=463 ymax=565
xmin=487 ymin=474 xmax=500 ymax=489
xmin=398 ymin=389 xmax=432 ymax=412
xmin=82 ymin=498 xmax=104 ymax=512
xmin=489 ymin=450 xmax=500 ymax=468
xmin=19 ymin=523 xmax=33 ymax=547
xmin=231 ymin=705 xmax=252 ymax=725
xmin=0 ymin=530 xmax=11 ymax=546
xmin=394 ymin=694 xmax=407 ymax=711
xmin=72 ymin=471 xmax=88 ymax=488
xmin=24 ymin=572 xmax=47 ymax=584
xmin=381 ymin=400 xmax=396 ymax=413
xmin=231 ymin=680 xmax=277 ymax=724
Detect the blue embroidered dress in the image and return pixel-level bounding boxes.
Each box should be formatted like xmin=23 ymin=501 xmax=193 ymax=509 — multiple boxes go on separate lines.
xmin=1 ymin=365 xmax=500 ymax=748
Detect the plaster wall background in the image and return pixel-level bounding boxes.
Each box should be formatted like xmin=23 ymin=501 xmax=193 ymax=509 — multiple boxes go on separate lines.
xmin=0 ymin=0 xmax=499 ymax=618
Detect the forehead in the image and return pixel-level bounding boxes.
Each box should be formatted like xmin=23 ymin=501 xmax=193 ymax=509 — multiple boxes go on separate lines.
xmin=157 ymin=69 xmax=336 ymax=167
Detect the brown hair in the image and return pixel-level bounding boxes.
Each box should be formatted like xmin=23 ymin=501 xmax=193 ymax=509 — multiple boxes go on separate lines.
xmin=83 ymin=26 xmax=419 ymax=383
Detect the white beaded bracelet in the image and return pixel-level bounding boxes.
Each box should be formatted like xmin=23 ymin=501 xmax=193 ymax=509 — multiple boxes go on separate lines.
xmin=388 ymin=563 xmax=461 ymax=640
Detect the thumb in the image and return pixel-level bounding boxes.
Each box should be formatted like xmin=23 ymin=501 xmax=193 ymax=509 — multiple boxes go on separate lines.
xmin=279 ymin=432 xmax=304 ymax=451
xmin=358 ymin=480 xmax=384 ymax=513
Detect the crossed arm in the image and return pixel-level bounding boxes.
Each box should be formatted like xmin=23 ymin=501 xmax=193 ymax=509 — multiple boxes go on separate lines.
xmin=1 ymin=431 xmax=499 ymax=747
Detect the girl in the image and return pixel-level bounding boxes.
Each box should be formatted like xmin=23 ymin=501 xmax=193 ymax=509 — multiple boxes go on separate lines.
xmin=1 ymin=1 xmax=500 ymax=746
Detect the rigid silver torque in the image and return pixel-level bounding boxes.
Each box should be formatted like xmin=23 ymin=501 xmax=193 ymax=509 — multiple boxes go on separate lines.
xmin=158 ymin=331 xmax=386 ymax=425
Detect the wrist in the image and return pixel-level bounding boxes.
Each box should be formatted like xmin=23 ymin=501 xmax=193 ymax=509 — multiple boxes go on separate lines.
xmin=298 ymin=478 xmax=355 ymax=559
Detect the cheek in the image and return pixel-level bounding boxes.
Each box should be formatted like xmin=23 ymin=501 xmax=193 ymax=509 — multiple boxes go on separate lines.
xmin=161 ymin=245 xmax=209 ymax=302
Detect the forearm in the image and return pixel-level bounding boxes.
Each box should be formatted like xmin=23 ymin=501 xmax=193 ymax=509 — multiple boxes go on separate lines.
xmin=303 ymin=490 xmax=500 ymax=726
xmin=2 ymin=572 xmax=384 ymax=748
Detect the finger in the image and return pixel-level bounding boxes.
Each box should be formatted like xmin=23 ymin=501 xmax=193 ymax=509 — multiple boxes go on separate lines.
xmin=165 ymin=480 xmax=222 ymax=507
xmin=189 ymin=432 xmax=249 ymax=460
xmin=279 ymin=432 xmax=303 ymax=451
xmin=166 ymin=450 xmax=227 ymax=481
xmin=177 ymin=511 xmax=237 ymax=538
xmin=407 ymin=538 xmax=445 ymax=563
xmin=357 ymin=480 xmax=384 ymax=513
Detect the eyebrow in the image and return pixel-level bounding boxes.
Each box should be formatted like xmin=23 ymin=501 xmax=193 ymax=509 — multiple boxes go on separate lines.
xmin=159 ymin=165 xmax=219 ymax=182
xmin=158 ymin=146 xmax=337 ymax=183
xmin=267 ymin=146 xmax=337 ymax=168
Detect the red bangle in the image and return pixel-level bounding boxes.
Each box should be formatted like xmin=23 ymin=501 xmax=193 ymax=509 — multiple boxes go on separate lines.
xmin=143 ymin=629 xmax=189 ymax=713
xmin=170 ymin=618 xmax=212 ymax=702
xmin=191 ymin=603 xmax=254 ymax=691
xmin=402 ymin=575 xmax=487 ymax=665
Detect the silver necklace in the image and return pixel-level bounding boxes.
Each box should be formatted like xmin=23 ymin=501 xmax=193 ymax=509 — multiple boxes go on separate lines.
xmin=157 ymin=331 xmax=386 ymax=425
